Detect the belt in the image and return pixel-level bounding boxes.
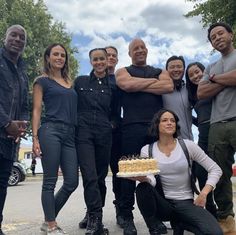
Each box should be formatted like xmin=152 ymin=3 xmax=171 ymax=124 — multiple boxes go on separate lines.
xmin=219 ymin=117 xmax=236 ymax=123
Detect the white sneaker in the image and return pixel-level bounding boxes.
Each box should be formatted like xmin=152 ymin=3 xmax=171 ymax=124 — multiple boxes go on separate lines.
xmin=48 ymin=226 xmax=67 ymax=234
xmin=40 ymin=224 xmax=67 ymax=234
xmin=163 ymin=221 xmax=172 ymax=229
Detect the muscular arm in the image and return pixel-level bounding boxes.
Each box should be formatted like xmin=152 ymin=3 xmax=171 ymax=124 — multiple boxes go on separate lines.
xmin=115 ymin=67 xmax=157 ymax=92
xmin=142 ymin=70 xmax=174 ymax=95
xmin=212 ymin=69 xmax=236 ymax=86
xmin=197 ymin=80 xmax=225 ymax=99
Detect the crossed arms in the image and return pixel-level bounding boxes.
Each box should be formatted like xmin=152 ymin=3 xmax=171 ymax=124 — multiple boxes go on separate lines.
xmin=115 ymin=67 xmax=174 ymax=94
xmin=198 ymin=69 xmax=236 ymax=99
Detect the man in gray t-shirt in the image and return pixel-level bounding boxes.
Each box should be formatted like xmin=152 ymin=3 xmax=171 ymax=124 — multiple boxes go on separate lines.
xmin=163 ymin=55 xmax=193 ymax=140
xmin=198 ymin=22 xmax=236 ymax=234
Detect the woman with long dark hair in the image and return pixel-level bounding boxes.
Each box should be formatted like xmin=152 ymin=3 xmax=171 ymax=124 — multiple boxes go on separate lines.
xmin=186 ymin=62 xmax=217 ymax=217
xmin=32 ymin=43 xmax=78 ymax=234
xmin=131 ymin=109 xmax=223 ymax=235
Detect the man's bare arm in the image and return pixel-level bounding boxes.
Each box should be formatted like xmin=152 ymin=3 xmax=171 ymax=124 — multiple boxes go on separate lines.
xmin=142 ymin=70 xmax=174 ymax=95
xmin=197 ymin=80 xmax=225 ymax=99
xmin=211 ymin=70 xmax=236 ymax=86
xmin=115 ymin=67 xmax=157 ymax=92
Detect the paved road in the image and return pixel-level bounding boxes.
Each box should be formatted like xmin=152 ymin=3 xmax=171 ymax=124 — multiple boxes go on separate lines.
xmin=3 ymin=175 xmax=236 ymax=235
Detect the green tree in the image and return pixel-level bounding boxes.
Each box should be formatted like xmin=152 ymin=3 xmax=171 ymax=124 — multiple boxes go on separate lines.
xmin=185 ymin=0 xmax=236 ymax=46
xmin=0 ymin=0 xmax=79 ymax=86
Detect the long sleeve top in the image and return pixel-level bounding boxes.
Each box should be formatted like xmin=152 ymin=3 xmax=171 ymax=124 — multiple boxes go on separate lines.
xmin=140 ymin=139 xmax=222 ymax=200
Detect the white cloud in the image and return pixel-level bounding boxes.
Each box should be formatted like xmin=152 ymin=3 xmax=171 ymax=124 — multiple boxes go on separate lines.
xmin=44 ymin=0 xmax=216 ymax=73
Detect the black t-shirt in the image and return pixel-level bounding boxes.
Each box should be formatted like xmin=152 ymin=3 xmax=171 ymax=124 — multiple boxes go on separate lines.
xmin=35 ymin=77 xmax=77 ymax=126
xmin=194 ymin=98 xmax=212 ymax=124
xmin=121 ymin=65 xmax=163 ymax=125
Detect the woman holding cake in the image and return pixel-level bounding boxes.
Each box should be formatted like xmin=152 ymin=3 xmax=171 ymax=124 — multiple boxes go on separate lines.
xmin=130 ymin=109 xmax=223 ymax=235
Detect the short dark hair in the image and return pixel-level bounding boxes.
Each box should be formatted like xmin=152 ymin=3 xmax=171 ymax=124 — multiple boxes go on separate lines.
xmin=166 ymin=55 xmax=185 ymax=70
xmin=148 ymin=108 xmax=180 ymax=140
xmin=105 ymin=46 xmax=118 ymax=55
xmin=208 ymin=22 xmax=233 ymax=42
xmin=185 ymin=62 xmax=205 ymax=106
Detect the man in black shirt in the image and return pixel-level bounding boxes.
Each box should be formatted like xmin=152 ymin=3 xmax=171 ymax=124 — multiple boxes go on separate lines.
xmin=0 ymin=25 xmax=29 ymax=235
xmin=115 ymin=38 xmax=173 ymax=235
xmin=105 ymin=46 xmax=123 ymax=223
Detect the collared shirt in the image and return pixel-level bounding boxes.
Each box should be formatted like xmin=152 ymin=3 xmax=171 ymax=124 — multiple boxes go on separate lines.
xmin=74 ymin=71 xmax=119 ymax=129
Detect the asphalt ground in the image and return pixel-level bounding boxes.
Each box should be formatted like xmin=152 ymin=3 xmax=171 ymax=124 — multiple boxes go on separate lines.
xmin=2 ymin=174 xmax=236 ymax=235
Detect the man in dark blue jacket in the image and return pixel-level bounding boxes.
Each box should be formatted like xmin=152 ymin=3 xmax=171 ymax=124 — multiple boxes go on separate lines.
xmin=0 ymin=25 xmax=29 ymax=235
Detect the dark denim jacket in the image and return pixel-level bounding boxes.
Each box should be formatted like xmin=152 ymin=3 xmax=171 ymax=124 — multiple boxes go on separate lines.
xmin=0 ymin=47 xmax=29 ymax=139
xmin=74 ymin=71 xmax=121 ymax=130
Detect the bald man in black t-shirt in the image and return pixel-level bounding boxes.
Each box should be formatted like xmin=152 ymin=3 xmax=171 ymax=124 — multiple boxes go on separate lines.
xmin=115 ymin=38 xmax=173 ymax=235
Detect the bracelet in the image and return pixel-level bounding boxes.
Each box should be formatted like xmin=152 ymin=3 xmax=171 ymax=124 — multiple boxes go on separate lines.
xmin=4 ymin=121 xmax=11 ymax=129
xmin=209 ymin=74 xmax=216 ymax=83
xmin=32 ymin=135 xmax=38 ymax=139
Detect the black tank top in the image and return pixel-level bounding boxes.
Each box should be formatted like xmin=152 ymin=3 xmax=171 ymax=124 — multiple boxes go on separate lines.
xmin=121 ymin=65 xmax=163 ymax=125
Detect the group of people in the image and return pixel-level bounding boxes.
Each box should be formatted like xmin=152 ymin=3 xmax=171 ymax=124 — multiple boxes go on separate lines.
xmin=0 ymin=21 xmax=235 ymax=235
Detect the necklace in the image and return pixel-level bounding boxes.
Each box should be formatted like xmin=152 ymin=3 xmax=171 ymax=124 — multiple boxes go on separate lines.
xmin=157 ymin=138 xmax=177 ymax=157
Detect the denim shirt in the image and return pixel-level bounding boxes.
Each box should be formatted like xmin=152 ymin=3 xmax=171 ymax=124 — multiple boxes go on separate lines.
xmin=0 ymin=47 xmax=29 ymax=138
xmin=74 ymin=71 xmax=120 ymax=129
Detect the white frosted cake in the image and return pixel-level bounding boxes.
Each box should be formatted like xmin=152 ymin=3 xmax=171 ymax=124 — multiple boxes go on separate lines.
xmin=117 ymin=156 xmax=159 ymax=177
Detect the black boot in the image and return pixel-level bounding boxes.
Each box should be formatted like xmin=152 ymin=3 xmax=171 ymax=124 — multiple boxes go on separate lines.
xmin=115 ymin=206 xmax=125 ymax=228
xmin=143 ymin=216 xmax=167 ymax=235
xmin=123 ymin=218 xmax=137 ymax=235
xmin=79 ymin=212 xmax=88 ymax=229
xmin=85 ymin=214 xmax=105 ymax=235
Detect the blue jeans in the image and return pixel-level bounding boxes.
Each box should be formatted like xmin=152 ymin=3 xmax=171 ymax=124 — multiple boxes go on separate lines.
xmin=0 ymin=155 xmax=13 ymax=224
xmin=38 ymin=122 xmax=78 ymax=222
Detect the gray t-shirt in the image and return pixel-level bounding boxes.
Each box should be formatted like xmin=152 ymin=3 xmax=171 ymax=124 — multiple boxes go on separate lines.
xmin=162 ymin=85 xmax=193 ymax=140
xmin=202 ymin=49 xmax=236 ymax=123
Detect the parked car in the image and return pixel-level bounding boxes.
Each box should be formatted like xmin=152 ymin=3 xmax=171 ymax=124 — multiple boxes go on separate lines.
xmin=8 ymin=162 xmax=26 ymax=186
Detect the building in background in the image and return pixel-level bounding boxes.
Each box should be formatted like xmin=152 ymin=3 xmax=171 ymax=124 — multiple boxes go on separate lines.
xmin=19 ymin=143 xmax=43 ymax=173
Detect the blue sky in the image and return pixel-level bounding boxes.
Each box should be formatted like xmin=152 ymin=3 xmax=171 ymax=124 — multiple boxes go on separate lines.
xmin=23 ymin=0 xmax=222 ymax=146
xmin=44 ymin=0 xmax=221 ymax=75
